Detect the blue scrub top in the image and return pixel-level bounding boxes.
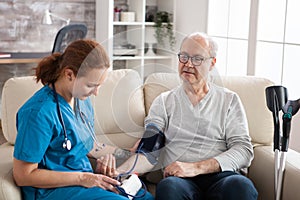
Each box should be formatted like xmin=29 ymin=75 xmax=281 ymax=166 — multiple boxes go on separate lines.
xmin=14 ymin=85 xmax=94 ymax=198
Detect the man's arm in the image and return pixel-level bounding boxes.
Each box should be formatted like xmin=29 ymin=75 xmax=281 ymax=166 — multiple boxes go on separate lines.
xmin=117 ymin=153 xmax=155 ymax=175
xmin=214 ymin=93 xmax=254 ymax=171
xmin=117 ymin=123 xmax=165 ymax=175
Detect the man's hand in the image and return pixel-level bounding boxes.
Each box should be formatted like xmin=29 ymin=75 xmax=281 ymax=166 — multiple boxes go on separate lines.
xmin=164 ymin=161 xmax=199 ymax=178
xmin=164 ymin=158 xmax=221 ymax=178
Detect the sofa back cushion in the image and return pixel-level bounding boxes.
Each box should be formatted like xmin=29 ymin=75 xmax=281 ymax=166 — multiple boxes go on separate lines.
xmin=92 ymin=69 xmax=145 ymax=148
xmin=1 ymin=76 xmax=43 ymax=145
xmin=144 ymin=73 xmax=274 ymax=146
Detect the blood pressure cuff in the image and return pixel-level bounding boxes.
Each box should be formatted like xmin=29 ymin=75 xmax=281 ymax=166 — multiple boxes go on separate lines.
xmin=136 ymin=124 xmax=165 ymax=165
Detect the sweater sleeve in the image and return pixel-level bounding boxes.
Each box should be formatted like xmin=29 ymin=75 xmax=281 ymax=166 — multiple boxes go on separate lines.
xmin=144 ymin=93 xmax=168 ymax=132
xmin=214 ymin=93 xmax=254 ymax=171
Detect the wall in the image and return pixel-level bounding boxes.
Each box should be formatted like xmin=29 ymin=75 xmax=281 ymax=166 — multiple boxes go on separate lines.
xmin=0 ymin=0 xmax=96 ymax=116
xmin=175 ymin=0 xmax=208 ymax=37
xmin=0 ymin=0 xmax=95 ymax=52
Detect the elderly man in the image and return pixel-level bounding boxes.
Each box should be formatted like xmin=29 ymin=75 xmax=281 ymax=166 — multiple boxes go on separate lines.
xmin=117 ymin=32 xmax=258 ymax=200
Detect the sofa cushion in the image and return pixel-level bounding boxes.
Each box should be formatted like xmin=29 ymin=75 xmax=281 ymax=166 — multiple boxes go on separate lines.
xmin=144 ymin=73 xmax=274 ymax=146
xmin=144 ymin=72 xmax=181 ymax=114
xmin=1 ymin=76 xmax=42 ymax=145
xmin=92 ymin=69 xmax=146 ymax=148
xmin=218 ymin=76 xmax=274 ymax=146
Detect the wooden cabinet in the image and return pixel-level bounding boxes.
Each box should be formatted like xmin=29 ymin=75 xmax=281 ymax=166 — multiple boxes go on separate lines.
xmin=96 ymin=0 xmax=177 ymax=79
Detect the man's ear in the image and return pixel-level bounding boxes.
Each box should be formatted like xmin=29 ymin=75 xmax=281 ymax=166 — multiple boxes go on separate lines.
xmin=209 ymin=57 xmax=216 ymax=71
xmin=64 ymin=68 xmax=75 ymax=81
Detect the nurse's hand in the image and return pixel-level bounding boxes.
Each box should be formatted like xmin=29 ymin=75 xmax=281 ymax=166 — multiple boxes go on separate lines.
xmin=95 ymin=154 xmax=118 ymax=177
xmin=81 ymin=172 xmax=120 ymax=193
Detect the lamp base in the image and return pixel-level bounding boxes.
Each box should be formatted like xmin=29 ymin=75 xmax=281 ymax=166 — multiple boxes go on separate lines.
xmin=145 ymin=43 xmax=157 ymax=56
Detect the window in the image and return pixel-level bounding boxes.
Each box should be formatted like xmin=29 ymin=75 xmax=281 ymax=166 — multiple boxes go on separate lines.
xmin=256 ymin=0 xmax=300 ymax=99
xmin=207 ymin=0 xmax=300 ymax=99
xmin=207 ymin=0 xmax=251 ymax=76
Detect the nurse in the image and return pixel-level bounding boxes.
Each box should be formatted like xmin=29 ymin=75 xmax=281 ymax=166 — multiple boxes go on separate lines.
xmin=13 ymin=39 xmax=153 ymax=200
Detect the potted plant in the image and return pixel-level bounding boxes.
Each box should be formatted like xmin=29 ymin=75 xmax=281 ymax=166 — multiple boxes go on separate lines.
xmin=154 ymin=11 xmax=175 ymax=50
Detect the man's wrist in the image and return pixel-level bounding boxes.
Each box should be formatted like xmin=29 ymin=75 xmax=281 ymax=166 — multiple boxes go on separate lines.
xmin=113 ymin=148 xmax=132 ymax=159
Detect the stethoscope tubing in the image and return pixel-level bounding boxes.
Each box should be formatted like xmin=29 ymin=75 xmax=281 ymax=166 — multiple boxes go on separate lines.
xmin=52 ymin=83 xmax=71 ymax=150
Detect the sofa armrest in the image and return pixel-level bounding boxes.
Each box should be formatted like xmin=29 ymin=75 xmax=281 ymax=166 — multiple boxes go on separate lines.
xmin=0 ymin=143 xmax=21 ymax=200
xmin=248 ymin=146 xmax=300 ymax=200
xmin=281 ymin=148 xmax=300 ymax=200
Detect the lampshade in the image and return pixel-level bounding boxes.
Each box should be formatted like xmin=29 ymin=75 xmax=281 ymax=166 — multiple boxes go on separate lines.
xmin=42 ymin=9 xmax=53 ymax=25
xmin=42 ymin=9 xmax=70 ymax=25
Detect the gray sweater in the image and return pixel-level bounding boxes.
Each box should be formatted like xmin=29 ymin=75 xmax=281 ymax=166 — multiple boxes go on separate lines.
xmin=145 ymin=83 xmax=254 ymax=172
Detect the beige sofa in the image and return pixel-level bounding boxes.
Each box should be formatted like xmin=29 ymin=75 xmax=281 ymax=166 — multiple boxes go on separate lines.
xmin=1 ymin=69 xmax=300 ymax=200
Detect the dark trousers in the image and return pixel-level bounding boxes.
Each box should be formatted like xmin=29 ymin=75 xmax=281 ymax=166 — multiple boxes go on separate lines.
xmin=155 ymin=171 xmax=258 ymax=200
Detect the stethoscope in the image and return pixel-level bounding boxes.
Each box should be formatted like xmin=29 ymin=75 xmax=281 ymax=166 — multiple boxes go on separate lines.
xmin=52 ymin=83 xmax=104 ymax=151
xmin=75 ymin=98 xmax=105 ymax=151
xmin=53 ymin=83 xmax=72 ymax=150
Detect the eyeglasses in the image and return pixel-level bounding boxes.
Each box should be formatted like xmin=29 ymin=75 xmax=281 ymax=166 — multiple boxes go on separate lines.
xmin=177 ymin=53 xmax=213 ymax=66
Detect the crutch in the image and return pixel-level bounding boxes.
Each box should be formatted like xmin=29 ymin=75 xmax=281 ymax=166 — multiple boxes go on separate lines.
xmin=265 ymin=86 xmax=288 ymax=200
xmin=278 ymin=99 xmax=300 ymax=200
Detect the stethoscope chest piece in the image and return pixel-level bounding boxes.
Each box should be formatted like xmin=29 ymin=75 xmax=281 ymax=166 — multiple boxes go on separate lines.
xmin=63 ymin=139 xmax=72 ymax=151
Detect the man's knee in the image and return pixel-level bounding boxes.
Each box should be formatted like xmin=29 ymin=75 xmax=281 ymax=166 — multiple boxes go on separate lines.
xmin=212 ymin=174 xmax=258 ymax=200
xmin=156 ymin=177 xmax=193 ymax=199
xmin=156 ymin=176 xmax=180 ymax=192
xmin=227 ymin=175 xmax=257 ymax=194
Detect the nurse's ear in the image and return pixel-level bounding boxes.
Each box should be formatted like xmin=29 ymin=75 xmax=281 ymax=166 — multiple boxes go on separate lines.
xmin=63 ymin=68 xmax=76 ymax=82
